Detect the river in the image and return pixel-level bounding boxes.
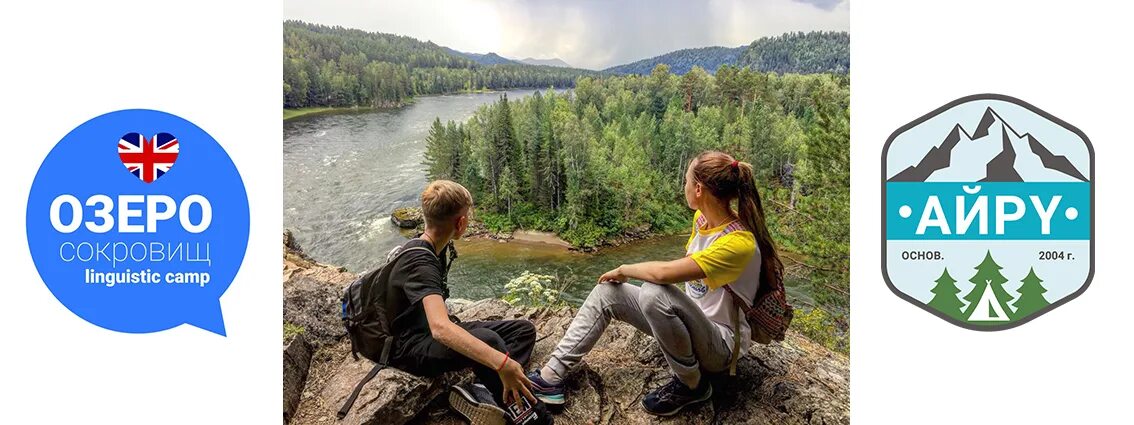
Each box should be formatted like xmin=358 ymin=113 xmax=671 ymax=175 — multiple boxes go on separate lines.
xmin=283 ymin=90 xmax=815 ymax=306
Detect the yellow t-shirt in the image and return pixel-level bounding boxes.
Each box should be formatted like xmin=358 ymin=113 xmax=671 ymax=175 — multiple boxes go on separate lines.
xmin=684 ymin=210 xmax=761 ymax=350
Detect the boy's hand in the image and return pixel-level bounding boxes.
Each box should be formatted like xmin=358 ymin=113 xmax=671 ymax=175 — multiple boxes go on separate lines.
xmin=598 ymin=265 xmax=627 ymax=284
xmin=498 ymin=357 xmax=536 ymax=409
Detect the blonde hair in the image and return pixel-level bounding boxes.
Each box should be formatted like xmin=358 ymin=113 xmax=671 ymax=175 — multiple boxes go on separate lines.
xmin=420 ymin=180 xmax=473 ymax=226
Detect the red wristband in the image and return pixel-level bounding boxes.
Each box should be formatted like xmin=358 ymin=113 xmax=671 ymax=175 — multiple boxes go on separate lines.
xmin=496 ymin=351 xmax=510 ymax=372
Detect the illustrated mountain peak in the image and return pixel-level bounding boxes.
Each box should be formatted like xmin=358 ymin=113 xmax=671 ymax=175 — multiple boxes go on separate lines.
xmin=888 ymin=107 xmax=1087 ymax=182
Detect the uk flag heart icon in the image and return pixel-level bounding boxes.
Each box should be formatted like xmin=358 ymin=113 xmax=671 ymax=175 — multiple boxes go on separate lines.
xmin=118 ymin=132 xmax=179 ymax=183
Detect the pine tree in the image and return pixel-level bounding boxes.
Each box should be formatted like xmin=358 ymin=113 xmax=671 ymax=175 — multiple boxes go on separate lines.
xmin=526 ymin=91 xmax=547 ymax=207
xmin=499 ymin=165 xmax=516 ymax=217
xmin=927 ymin=268 xmax=964 ymax=320
xmin=961 ymin=251 xmax=1016 ymax=322
xmin=423 ymin=118 xmax=453 ymax=180
xmin=1012 ymin=267 xmax=1050 ymax=319
xmin=486 ymin=94 xmax=518 ymax=206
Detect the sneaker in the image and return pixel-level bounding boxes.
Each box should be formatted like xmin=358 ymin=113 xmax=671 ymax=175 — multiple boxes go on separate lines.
xmin=526 ymin=371 xmax=566 ymax=405
xmin=641 ymin=376 xmax=713 ymax=417
xmin=502 ymin=396 xmax=553 ymax=425
xmin=449 ymin=383 xmax=506 ymax=425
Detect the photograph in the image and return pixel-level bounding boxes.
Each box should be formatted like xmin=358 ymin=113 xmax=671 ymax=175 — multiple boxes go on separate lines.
xmin=281 ymin=1 xmax=849 ymax=424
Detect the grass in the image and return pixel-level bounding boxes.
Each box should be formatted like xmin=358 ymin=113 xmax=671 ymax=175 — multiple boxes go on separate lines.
xmin=792 ymin=307 xmax=848 ymax=354
xmin=283 ymin=107 xmax=340 ymax=121
xmin=283 ymin=98 xmax=422 ymax=121
xmin=283 ymin=322 xmax=306 ymax=341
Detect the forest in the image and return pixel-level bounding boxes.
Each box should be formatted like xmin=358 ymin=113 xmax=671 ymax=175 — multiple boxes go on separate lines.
xmin=423 ymin=64 xmax=849 ymax=312
xmin=738 ymin=31 xmax=850 ymax=75
xmin=283 ymin=21 xmax=597 ymax=108
xmin=283 ymin=23 xmax=849 ymax=109
xmin=604 ymin=31 xmax=848 ymax=76
xmin=604 ymin=46 xmax=745 ymax=75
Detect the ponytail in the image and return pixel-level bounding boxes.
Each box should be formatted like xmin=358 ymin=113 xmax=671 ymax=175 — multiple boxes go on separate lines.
xmin=692 ymin=151 xmax=784 ymax=296
xmin=735 ymin=161 xmax=784 ymax=296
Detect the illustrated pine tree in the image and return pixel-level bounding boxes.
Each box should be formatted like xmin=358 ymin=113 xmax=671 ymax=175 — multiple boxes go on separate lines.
xmin=961 ymin=251 xmax=1016 ymax=322
xmin=1012 ymin=267 xmax=1050 ymax=319
xmin=927 ymin=267 xmax=964 ymax=320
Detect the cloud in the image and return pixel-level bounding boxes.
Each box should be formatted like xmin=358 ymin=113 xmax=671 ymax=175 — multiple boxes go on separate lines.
xmin=792 ymin=0 xmax=846 ymax=12
xmin=283 ymin=0 xmax=848 ymax=70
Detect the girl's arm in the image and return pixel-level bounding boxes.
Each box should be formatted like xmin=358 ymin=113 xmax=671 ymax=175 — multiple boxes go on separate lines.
xmin=598 ymin=257 xmax=706 ymax=285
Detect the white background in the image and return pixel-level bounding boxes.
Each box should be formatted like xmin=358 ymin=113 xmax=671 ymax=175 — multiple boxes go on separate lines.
xmin=1 ymin=0 xmax=1131 ymax=423
xmin=0 ymin=0 xmax=280 ymax=423
xmin=853 ymin=0 xmax=1133 ymax=423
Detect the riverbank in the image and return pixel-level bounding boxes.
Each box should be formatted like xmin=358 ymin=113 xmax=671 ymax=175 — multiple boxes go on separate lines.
xmin=283 ymin=88 xmax=562 ymax=121
xmin=394 ymin=206 xmax=674 ymax=252
xmin=474 ymin=223 xmax=685 ymax=254
xmin=283 ymin=99 xmax=412 ymax=121
xmin=283 ymin=107 xmax=346 ymax=121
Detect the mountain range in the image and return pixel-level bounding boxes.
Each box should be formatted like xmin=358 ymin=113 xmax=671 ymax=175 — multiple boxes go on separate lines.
xmin=448 ymin=30 xmax=848 ymax=75
xmin=603 ymin=46 xmax=746 ymax=75
xmin=442 ymin=48 xmax=574 ymax=68
xmin=519 ymin=57 xmax=572 ymax=68
xmin=888 ymin=108 xmax=1087 ymax=182
xmin=441 ymin=48 xmax=517 ymax=66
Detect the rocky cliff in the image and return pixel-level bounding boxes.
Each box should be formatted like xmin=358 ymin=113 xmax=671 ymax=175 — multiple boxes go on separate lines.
xmin=283 ymin=231 xmax=849 ymax=424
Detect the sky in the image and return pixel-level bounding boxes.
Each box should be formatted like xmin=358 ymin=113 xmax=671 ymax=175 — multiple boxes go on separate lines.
xmin=282 ymin=0 xmax=849 ymax=70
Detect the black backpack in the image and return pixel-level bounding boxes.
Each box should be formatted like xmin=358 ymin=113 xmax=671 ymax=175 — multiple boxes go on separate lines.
xmin=336 ymin=242 xmax=438 ymax=419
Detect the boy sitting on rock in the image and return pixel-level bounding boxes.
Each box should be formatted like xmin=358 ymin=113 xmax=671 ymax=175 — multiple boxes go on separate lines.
xmin=385 ymin=180 xmax=547 ymax=425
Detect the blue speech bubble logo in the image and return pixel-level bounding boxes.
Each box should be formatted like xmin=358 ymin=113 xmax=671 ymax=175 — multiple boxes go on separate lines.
xmin=26 ymin=109 xmax=249 ymax=336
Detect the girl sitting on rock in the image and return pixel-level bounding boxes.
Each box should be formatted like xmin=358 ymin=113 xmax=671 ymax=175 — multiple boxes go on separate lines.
xmin=526 ymin=150 xmax=784 ymax=416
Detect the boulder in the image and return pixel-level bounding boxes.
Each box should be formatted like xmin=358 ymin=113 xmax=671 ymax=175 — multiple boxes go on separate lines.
xmin=283 ymin=237 xmax=849 ymax=425
xmin=292 ymin=299 xmax=849 ymax=425
xmin=284 ymin=333 xmax=313 ymax=423
xmin=391 ymin=207 xmax=424 ymax=229
xmin=320 ymin=357 xmax=461 ymax=425
xmin=284 ymin=275 xmax=349 ymax=345
xmin=284 ymin=231 xmax=356 ymax=346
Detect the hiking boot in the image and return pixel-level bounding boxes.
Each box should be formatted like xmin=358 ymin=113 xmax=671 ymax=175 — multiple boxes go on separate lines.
xmin=449 ymin=383 xmax=506 ymax=425
xmin=526 ymin=371 xmax=566 ymax=405
xmin=641 ymin=376 xmax=712 ymax=417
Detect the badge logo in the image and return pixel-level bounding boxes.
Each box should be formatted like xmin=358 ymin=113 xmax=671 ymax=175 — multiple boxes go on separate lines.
xmin=118 ymin=132 xmax=179 ymax=183
xmin=882 ymin=94 xmax=1093 ymax=329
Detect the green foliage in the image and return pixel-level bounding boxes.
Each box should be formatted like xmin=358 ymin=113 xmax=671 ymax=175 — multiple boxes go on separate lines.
xmin=283 ymin=107 xmax=339 ymax=121
xmin=283 ymin=322 xmax=305 ymax=341
xmin=605 ymin=46 xmax=746 ymax=75
xmin=423 ymin=118 xmax=467 ymax=181
xmin=603 ymin=31 xmax=849 ymax=77
xmin=445 ymin=49 xmax=518 ymax=66
xmin=424 ymin=64 xmax=849 ymax=322
xmin=477 ymin=211 xmax=516 ymax=234
xmin=502 ymin=271 xmax=569 ymax=308
xmin=783 ymin=79 xmax=851 ymax=304
xmin=739 ymin=31 xmax=850 ymax=74
xmin=283 ymin=21 xmax=598 ymax=108
xmin=792 ymin=307 xmax=848 ymax=354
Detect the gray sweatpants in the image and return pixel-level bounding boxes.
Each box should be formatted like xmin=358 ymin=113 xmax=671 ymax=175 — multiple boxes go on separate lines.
xmin=543 ymin=281 xmax=733 ymax=388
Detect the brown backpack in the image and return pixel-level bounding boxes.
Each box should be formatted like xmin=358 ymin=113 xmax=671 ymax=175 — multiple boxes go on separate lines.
xmin=724 ymin=284 xmax=793 ymax=343
xmin=723 ymin=284 xmax=793 ymax=374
